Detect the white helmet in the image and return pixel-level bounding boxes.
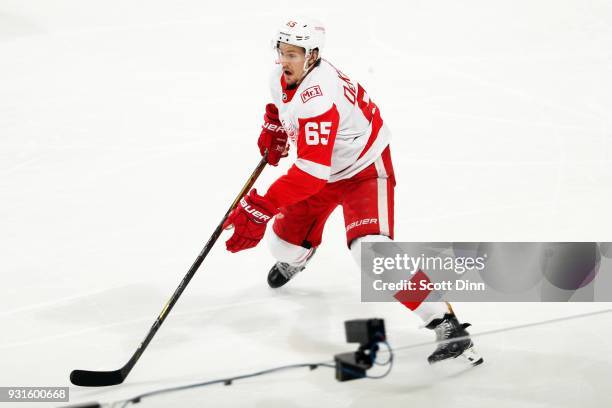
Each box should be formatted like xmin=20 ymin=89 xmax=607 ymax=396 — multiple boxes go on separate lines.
xmin=274 ymin=17 xmax=326 ymax=58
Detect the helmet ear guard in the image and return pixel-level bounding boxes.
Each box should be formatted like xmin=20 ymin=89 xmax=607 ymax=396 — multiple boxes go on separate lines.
xmin=303 ymin=48 xmax=320 ymax=71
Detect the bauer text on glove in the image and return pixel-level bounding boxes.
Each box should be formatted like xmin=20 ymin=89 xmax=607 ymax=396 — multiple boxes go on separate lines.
xmin=223 ymin=189 xmax=279 ymax=252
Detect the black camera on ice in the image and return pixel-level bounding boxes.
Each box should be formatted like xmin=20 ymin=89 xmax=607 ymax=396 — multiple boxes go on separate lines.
xmin=334 ymin=318 xmax=386 ymax=381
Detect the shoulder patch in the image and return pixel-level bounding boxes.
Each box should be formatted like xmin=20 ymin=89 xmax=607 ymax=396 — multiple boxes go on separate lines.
xmin=300 ymin=85 xmax=323 ymax=104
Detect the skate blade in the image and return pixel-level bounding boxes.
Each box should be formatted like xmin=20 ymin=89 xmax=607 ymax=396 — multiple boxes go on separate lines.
xmin=459 ymin=345 xmax=484 ymax=367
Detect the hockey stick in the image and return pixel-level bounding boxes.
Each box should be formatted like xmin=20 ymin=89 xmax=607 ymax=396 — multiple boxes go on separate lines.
xmin=70 ymin=153 xmax=269 ymax=387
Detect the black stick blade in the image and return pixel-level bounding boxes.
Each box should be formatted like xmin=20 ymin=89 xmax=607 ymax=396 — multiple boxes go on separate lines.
xmin=70 ymin=369 xmax=125 ymax=386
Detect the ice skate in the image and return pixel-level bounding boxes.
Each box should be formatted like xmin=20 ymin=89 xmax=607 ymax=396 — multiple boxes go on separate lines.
xmin=267 ymin=246 xmax=316 ymax=289
xmin=426 ymin=313 xmax=484 ymax=366
xmin=267 ymin=262 xmax=306 ymax=288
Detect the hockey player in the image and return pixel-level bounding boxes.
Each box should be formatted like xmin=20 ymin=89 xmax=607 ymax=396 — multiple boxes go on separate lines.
xmin=223 ymin=18 xmax=482 ymax=365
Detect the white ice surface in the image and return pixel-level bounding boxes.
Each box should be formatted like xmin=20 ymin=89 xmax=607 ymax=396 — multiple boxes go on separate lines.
xmin=1 ymin=1 xmax=611 ymax=407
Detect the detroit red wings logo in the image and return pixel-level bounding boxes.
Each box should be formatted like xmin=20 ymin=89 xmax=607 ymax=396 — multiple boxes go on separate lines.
xmin=301 ymin=85 xmax=323 ymax=103
xmin=281 ymin=119 xmax=298 ymax=143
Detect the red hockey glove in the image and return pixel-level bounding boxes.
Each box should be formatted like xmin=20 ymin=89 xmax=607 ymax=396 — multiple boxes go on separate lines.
xmin=223 ymin=189 xmax=278 ymax=253
xmin=258 ymin=103 xmax=288 ymax=166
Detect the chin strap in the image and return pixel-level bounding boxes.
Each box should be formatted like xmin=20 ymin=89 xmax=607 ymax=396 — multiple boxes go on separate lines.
xmin=297 ymin=53 xmax=319 ymax=84
xmin=302 ymin=50 xmax=313 ymax=71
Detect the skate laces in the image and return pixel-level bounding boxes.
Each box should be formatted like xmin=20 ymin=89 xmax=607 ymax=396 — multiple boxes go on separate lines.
xmin=433 ymin=319 xmax=455 ymax=341
xmin=277 ymin=262 xmax=304 ymax=280
xmin=433 ymin=319 xmax=472 ymax=352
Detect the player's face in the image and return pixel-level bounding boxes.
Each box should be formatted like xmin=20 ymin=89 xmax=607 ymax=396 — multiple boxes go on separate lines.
xmin=277 ymin=43 xmax=306 ymax=86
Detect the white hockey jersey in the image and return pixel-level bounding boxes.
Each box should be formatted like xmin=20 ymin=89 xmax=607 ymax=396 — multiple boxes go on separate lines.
xmin=269 ymin=59 xmax=391 ymax=183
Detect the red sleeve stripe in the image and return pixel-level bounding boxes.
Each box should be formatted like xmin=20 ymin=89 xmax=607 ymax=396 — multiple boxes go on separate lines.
xmin=295 ymin=158 xmax=331 ymax=180
xmin=357 ymin=111 xmax=384 ymax=160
